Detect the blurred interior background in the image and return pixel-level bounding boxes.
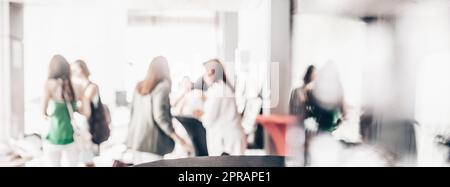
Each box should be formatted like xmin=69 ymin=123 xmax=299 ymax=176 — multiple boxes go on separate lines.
xmin=0 ymin=0 xmax=449 ymax=166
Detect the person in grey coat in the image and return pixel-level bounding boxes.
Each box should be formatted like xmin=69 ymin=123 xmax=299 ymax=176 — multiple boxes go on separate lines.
xmin=126 ymin=56 xmax=190 ymax=156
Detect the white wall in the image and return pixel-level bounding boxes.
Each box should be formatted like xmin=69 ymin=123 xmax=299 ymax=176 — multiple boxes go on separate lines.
xmin=23 ymin=0 xmax=127 ymax=134
xmin=399 ymin=0 xmax=450 ymax=126
xmin=291 ymin=14 xmax=365 ymax=110
xmin=24 ymin=0 xmax=126 ymax=104
xmin=23 ymin=0 xmax=219 ymax=134
xmin=362 ymin=20 xmax=395 ymax=111
xmin=402 ymin=0 xmax=450 ymax=166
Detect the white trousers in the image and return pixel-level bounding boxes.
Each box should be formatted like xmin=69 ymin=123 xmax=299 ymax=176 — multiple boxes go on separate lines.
xmin=43 ymin=141 xmax=78 ymax=167
xmin=206 ymin=128 xmax=246 ymax=156
xmin=74 ymin=113 xmax=95 ymax=165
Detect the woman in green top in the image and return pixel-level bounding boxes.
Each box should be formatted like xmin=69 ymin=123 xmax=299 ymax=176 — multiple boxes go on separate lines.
xmin=42 ymin=55 xmax=78 ymax=167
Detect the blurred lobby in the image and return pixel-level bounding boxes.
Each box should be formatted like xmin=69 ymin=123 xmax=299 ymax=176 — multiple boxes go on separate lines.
xmin=0 ymin=0 xmax=449 ymax=167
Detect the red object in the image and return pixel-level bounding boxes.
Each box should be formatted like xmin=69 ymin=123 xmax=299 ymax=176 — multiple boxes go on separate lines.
xmin=256 ymin=115 xmax=297 ymax=156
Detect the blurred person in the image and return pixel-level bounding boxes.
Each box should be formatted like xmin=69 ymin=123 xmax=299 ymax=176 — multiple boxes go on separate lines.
xmin=126 ymin=56 xmax=191 ymax=157
xmin=193 ymin=76 xmax=209 ymax=92
xmin=289 ymin=65 xmax=316 ymax=117
xmin=71 ymin=60 xmax=110 ymax=167
xmin=42 ymin=55 xmax=78 ymax=167
xmin=170 ymin=77 xmax=208 ymax=156
xmin=171 ymin=76 xmax=205 ymax=117
xmin=171 ymin=77 xmax=193 ymax=107
xmin=171 ymin=77 xmax=196 ymax=115
xmin=310 ymin=62 xmax=347 ymax=132
xmin=299 ymin=62 xmax=347 ymax=165
xmin=193 ymin=59 xmax=246 ymax=156
xmin=289 ymin=65 xmax=317 ymax=165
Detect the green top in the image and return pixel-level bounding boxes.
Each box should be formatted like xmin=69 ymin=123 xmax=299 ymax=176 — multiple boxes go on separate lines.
xmin=313 ymin=107 xmax=341 ymax=133
xmin=46 ymin=100 xmax=76 ymax=145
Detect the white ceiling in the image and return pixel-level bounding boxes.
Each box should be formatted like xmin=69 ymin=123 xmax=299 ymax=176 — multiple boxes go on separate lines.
xmin=295 ymin=0 xmax=418 ymax=17
xmin=12 ymin=0 xmax=422 ymax=17
xmin=11 ymin=0 xmax=263 ymax=11
xmin=126 ymin=0 xmax=261 ymax=12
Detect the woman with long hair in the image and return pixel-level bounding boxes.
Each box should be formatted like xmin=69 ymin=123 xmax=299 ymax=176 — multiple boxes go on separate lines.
xmin=71 ymin=60 xmax=97 ymax=119
xmin=289 ymin=65 xmax=316 ymax=117
xmin=126 ymin=56 xmax=191 ymax=157
xmin=71 ymin=60 xmax=108 ymax=167
xmin=42 ymin=55 xmax=78 ymax=167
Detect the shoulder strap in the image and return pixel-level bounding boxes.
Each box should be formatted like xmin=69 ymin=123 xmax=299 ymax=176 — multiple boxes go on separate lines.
xmin=83 ymin=81 xmax=93 ymax=93
xmin=84 ymin=82 xmax=102 ymax=106
xmin=62 ymin=90 xmax=80 ymax=135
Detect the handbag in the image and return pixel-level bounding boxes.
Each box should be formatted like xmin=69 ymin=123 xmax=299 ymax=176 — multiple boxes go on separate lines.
xmin=62 ymin=92 xmax=92 ymax=150
xmin=85 ymin=83 xmax=111 ymax=145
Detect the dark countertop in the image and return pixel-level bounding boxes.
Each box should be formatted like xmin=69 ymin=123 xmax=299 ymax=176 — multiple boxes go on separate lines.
xmin=134 ymin=156 xmax=286 ymax=167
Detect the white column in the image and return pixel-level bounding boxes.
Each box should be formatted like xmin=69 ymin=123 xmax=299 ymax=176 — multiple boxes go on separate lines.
xmin=218 ymin=11 xmax=239 ymax=88
xmin=0 ymin=0 xmax=11 ymax=141
xmin=218 ymin=12 xmax=238 ymax=63
xmin=237 ymin=0 xmax=271 ymax=114
xmin=9 ymin=2 xmax=24 ymax=139
xmin=237 ymin=0 xmax=292 ymax=115
xmin=268 ymin=0 xmax=291 ymax=114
